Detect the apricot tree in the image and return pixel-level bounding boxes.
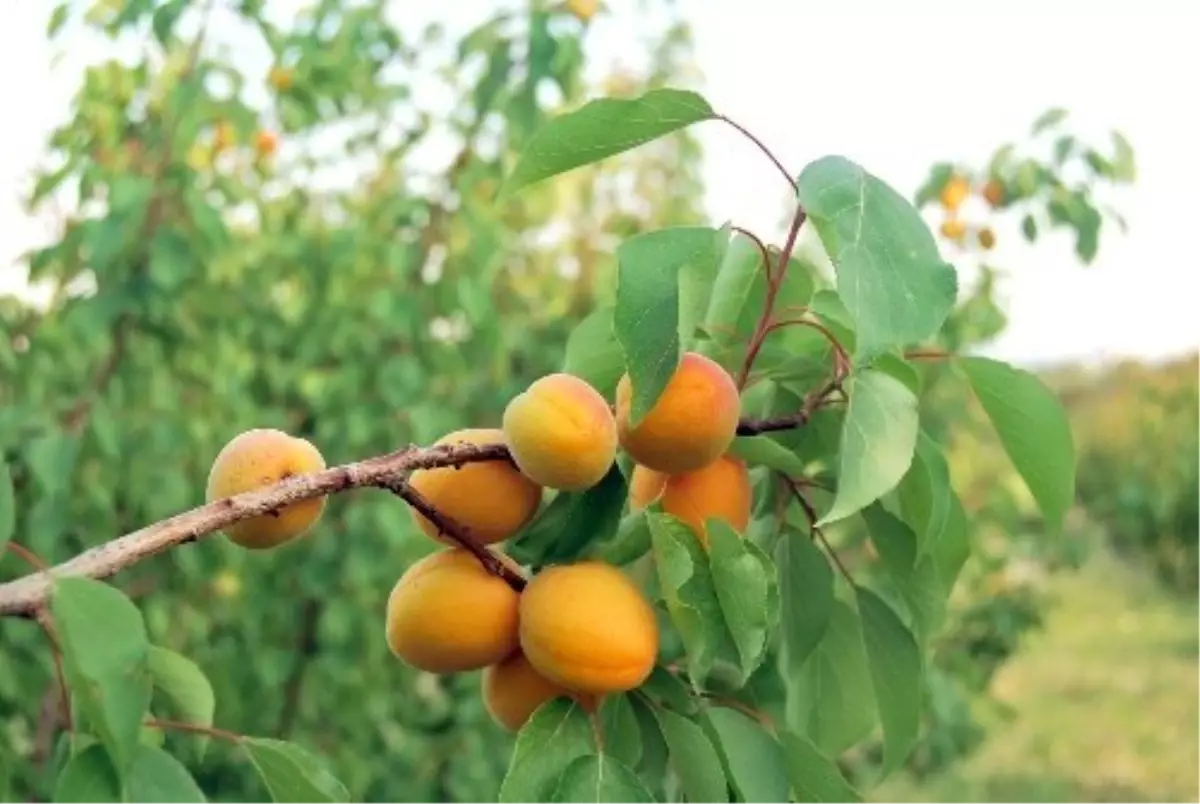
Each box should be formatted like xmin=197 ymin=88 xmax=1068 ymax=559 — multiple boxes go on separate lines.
xmin=0 ymin=79 xmax=1090 ymax=802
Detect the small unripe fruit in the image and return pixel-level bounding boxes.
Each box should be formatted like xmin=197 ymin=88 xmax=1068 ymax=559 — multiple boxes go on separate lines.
xmin=205 ymin=428 xmax=326 ymax=550
xmin=503 ymin=373 xmax=617 ymax=491
xmin=977 ymin=227 xmax=996 ymax=250
xmin=982 ymin=179 xmax=1005 ymax=208
xmin=615 ymin=352 xmax=740 ymax=475
xmin=268 ymin=66 xmax=293 ymax=92
xmin=482 ymin=651 xmax=597 ymax=732
xmin=408 ymin=428 xmax=542 ymax=545
xmin=519 ymin=562 xmax=658 ymax=695
xmin=629 ymin=454 xmax=751 ymax=547
xmin=386 ymin=548 xmax=521 ymax=673
xmin=939 ymin=174 xmax=970 ymax=210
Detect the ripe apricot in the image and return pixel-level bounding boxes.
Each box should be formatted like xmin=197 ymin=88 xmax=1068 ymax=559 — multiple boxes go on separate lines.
xmin=939 ymin=218 xmax=967 ymax=242
xmin=482 ymin=651 xmax=597 ymax=732
xmin=566 ymin=0 xmax=599 ymax=22
xmin=939 ymin=174 xmax=970 ymax=210
xmin=254 ymin=130 xmax=278 ymax=157
xmin=629 ymin=454 xmax=751 ymax=547
xmin=615 ymin=352 xmax=740 ymax=475
xmin=409 ymin=428 xmax=541 ymax=544
xmin=503 ymin=373 xmax=617 ymax=491
xmin=385 ymin=548 xmax=520 ymax=673
xmin=519 ymin=562 xmax=658 ymax=695
xmin=205 ymin=428 xmax=326 ymax=549
xmin=982 ymin=179 xmax=1005 ymax=208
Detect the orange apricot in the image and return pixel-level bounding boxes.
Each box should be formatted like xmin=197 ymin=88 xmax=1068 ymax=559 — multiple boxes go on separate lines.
xmin=939 ymin=174 xmax=970 ymax=210
xmin=205 ymin=428 xmax=326 ymax=550
xmin=519 ymin=562 xmax=658 ymax=695
xmin=482 ymin=651 xmax=598 ymax=732
xmin=385 ymin=548 xmax=521 ymax=673
xmin=615 ymin=352 xmax=740 ymax=474
xmin=408 ymin=428 xmax=542 ymax=545
xmin=502 ymin=373 xmax=617 ymax=491
xmin=628 ymin=454 xmax=751 ymax=547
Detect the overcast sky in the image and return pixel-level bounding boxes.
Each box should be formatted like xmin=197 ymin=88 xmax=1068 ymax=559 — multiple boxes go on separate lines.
xmin=2 ymin=1 xmax=1197 ymax=368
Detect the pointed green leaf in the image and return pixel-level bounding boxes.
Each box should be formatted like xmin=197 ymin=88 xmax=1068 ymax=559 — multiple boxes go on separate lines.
xmin=656 ymin=709 xmax=729 ymax=803
xmin=243 ymin=738 xmax=348 ymax=803
xmin=0 ymin=461 xmax=14 ymax=552
xmin=787 ymin=601 xmax=876 ymax=756
xmin=598 ymin=694 xmax=641 ymax=769
xmin=862 ymin=504 xmax=945 ymax=640
xmin=819 ymin=369 xmax=918 ymax=525
xmin=856 ymin=587 xmax=921 ymax=776
xmin=730 ymin=436 xmax=808 ymax=478
xmin=499 ymin=699 xmax=595 ymax=802
xmin=703 ymin=230 xmax=764 ymax=347
xmin=51 ymin=578 xmax=151 ymax=778
xmin=708 ymin=520 xmax=772 ymax=679
xmin=629 ymin=695 xmax=670 ymax=799
xmin=146 ymin=647 xmax=215 ymax=759
xmin=779 ymin=730 xmax=862 ymax=803
xmin=649 ymin=513 xmax=727 ymax=686
xmin=1031 ymin=107 xmax=1068 ymax=134
xmin=797 ymin=156 xmax=957 ymax=360
xmin=504 ymin=89 xmax=714 ymax=194
xmin=151 ymin=0 xmax=187 ymax=45
xmin=958 ymin=356 xmax=1075 ymax=528
xmin=638 ymin=665 xmax=698 ymax=715
xmin=896 ymin=432 xmax=951 ymax=555
xmin=511 ymin=465 xmax=626 ymax=565
xmin=706 ymin=707 xmax=789 ymax=802
xmin=563 ymin=307 xmax=625 ymax=399
xmin=128 ymin=745 xmax=206 ymax=802
xmin=776 ymin=532 xmax=834 ymax=671
xmin=615 ymin=227 xmax=723 ymax=425
xmin=551 ymin=754 xmax=654 ymax=803
xmin=595 ymin=508 xmax=653 ymax=566
xmin=1111 ymin=131 xmax=1136 ymax=182
xmin=53 ymin=744 xmax=121 ymax=803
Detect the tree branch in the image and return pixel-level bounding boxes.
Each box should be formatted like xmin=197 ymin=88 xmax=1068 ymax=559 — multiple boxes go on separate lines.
xmin=0 ymin=410 xmax=821 ymax=616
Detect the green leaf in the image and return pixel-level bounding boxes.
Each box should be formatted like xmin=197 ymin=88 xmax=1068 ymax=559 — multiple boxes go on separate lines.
xmin=151 ymin=0 xmax=187 ymax=44
xmin=649 ymin=513 xmax=726 ymax=687
xmin=1021 ymin=214 xmax=1038 ymax=243
xmin=778 ymin=730 xmax=862 ymax=803
xmin=594 ymin=508 xmax=653 ymax=566
xmin=896 ymin=433 xmax=952 ymax=556
xmin=47 ymin=3 xmax=71 ymax=37
xmin=797 ymin=156 xmax=957 ymax=360
xmin=243 ymin=738 xmax=348 ymax=803
xmin=563 ymin=307 xmax=625 ymax=399
xmin=656 ymin=709 xmax=729 ymax=803
xmin=127 ymin=745 xmax=206 ymax=802
xmin=614 ymin=227 xmax=722 ymax=426
xmin=51 ymin=578 xmax=151 ymax=777
xmin=708 ymin=520 xmax=771 ymax=679
xmin=958 ymin=356 xmax=1075 ymax=528
xmin=862 ymin=504 xmax=945 ymax=640
xmin=503 ymin=89 xmax=713 ymax=194
xmin=702 ymin=230 xmax=763 ymax=353
xmin=871 ymin=353 xmax=920 ymax=395
xmin=819 ymin=369 xmax=918 ymax=525
xmin=637 ymin=666 xmax=698 ymax=715
xmin=0 ymin=461 xmax=14 ymax=552
xmin=776 ymin=532 xmax=833 ymax=671
xmin=787 ymin=601 xmax=876 ymax=755
xmin=1031 ymin=107 xmax=1068 ymax=134
xmin=551 ymin=754 xmax=654 ymax=803
xmin=1111 ymin=130 xmax=1136 ymax=181
xmin=629 ymin=695 xmax=670 ymax=796
xmin=146 ymin=647 xmax=215 ymax=759
xmin=598 ymin=694 xmax=642 ymax=769
xmin=730 ymin=436 xmax=807 ymax=478
xmin=706 ymin=706 xmax=790 ymax=802
xmin=856 ymin=587 xmax=921 ymax=776
xmin=54 ymin=744 xmax=121 ymax=803
xmin=499 ymin=699 xmax=595 ymax=802
xmin=511 ymin=465 xmax=626 ymax=566
xmin=1074 ymin=202 xmax=1102 ymax=263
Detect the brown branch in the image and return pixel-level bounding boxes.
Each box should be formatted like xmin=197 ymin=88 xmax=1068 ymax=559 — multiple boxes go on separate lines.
xmin=904 ymin=348 xmax=952 ymax=361
xmin=783 ymin=479 xmax=854 ymax=587
xmin=382 ymin=479 xmax=527 ymax=592
xmin=147 ymin=717 xmax=243 ymax=745
xmin=736 ymin=205 xmax=808 ymax=389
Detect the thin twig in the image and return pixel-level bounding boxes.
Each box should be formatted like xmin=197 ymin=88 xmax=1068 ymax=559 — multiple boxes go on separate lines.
xmin=904 ymin=349 xmax=952 ymax=361
xmin=6 ymin=544 xmax=73 ymax=730
xmin=147 ymin=717 xmax=244 ymax=745
xmin=736 ymin=205 xmax=808 ymax=389
xmin=6 ymin=542 xmax=50 ymax=572
xmin=730 ymin=226 xmax=775 ymax=284
xmin=382 ymin=479 xmax=527 ymax=592
xmin=717 ymin=116 xmax=798 ymax=194
xmin=784 ymin=478 xmax=854 ymax=587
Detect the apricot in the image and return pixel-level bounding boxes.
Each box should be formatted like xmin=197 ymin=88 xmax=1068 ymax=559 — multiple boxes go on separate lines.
xmin=939 ymin=218 xmax=966 ymax=242
xmin=502 ymin=373 xmax=617 ymax=491
xmin=482 ymin=651 xmax=598 ymax=732
xmin=205 ymin=428 xmax=326 ymax=550
xmin=408 ymin=428 xmax=542 ymax=545
xmin=615 ymin=352 xmax=740 ymax=475
xmin=254 ymin=130 xmax=278 ymax=157
xmin=385 ymin=548 xmax=520 ymax=673
xmin=939 ymin=174 xmax=970 ymax=210
xmin=519 ymin=562 xmax=658 ymax=695
xmin=629 ymin=454 xmax=751 ymax=547
xmin=982 ymin=179 xmax=1005 ymax=208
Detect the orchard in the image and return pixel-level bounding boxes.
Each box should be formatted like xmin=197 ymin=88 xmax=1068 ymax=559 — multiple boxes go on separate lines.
xmin=0 ymin=3 xmax=1141 ymax=802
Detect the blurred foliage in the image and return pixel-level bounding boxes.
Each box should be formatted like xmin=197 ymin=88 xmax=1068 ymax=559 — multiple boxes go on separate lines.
xmin=1 ymin=0 xmax=705 ymax=800
xmin=1054 ymin=354 xmax=1199 ymax=592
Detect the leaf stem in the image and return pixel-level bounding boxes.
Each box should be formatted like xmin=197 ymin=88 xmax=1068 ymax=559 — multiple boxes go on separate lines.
xmin=783 ymin=479 xmax=855 ymax=588
xmin=147 ymin=717 xmax=244 ymax=745
xmin=717 ymin=116 xmax=798 ymax=194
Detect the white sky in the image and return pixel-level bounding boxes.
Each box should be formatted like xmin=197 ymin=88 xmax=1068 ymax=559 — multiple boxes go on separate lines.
xmin=3 ymin=1 xmax=1198 ymax=368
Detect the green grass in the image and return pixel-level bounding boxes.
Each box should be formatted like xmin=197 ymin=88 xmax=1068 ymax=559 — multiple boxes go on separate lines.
xmin=878 ymin=551 xmax=1199 ymax=803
